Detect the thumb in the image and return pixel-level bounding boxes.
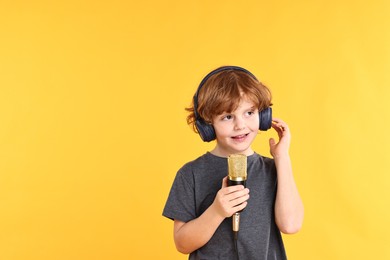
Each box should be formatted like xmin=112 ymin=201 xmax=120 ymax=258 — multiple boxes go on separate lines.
xmin=221 ymin=176 xmax=228 ymax=188
xmin=269 ymin=138 xmax=276 ymax=148
xmin=269 ymin=138 xmax=276 ymax=156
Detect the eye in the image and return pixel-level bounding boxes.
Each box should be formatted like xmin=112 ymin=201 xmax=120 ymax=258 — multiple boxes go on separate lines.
xmin=245 ymin=110 xmax=256 ymax=117
xmin=222 ymin=114 xmax=233 ymax=121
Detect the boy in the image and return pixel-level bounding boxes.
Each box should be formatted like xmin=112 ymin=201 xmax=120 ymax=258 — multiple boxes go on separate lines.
xmin=163 ymin=66 xmax=304 ymax=259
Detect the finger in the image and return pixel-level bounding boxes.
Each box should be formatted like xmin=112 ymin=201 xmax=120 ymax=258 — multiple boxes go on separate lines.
xmin=221 ymin=176 xmax=228 ymax=188
xmin=271 ymin=124 xmax=283 ymax=139
xmin=231 ymin=192 xmax=250 ymax=205
xmin=222 ymin=185 xmax=246 ymax=196
xmin=272 ymin=117 xmax=288 ymax=126
xmin=272 ymin=123 xmax=290 ymax=140
xmin=272 ymin=121 xmax=286 ymax=130
xmin=269 ymin=138 xmax=276 ymax=147
xmin=233 ymin=201 xmax=248 ymax=213
xmin=223 ymin=187 xmax=249 ymax=203
xmin=272 ymin=117 xmax=285 ymax=124
xmin=273 ymin=120 xmax=289 ymax=131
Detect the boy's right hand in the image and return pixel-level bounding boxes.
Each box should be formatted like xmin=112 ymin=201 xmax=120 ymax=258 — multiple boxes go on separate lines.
xmin=211 ymin=176 xmax=250 ymax=218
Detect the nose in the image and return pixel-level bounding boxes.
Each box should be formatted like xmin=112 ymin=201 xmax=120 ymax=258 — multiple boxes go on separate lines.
xmin=234 ymin=117 xmax=246 ymax=131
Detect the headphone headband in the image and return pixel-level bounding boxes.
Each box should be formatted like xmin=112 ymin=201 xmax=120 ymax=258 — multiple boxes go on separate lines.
xmin=193 ymin=66 xmax=258 ymax=120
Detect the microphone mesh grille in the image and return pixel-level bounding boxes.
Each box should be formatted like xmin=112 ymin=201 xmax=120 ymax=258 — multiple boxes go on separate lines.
xmin=228 ymin=154 xmax=247 ymax=179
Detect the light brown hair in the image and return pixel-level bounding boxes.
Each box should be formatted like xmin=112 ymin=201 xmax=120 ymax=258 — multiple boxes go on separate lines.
xmin=186 ymin=68 xmax=272 ymax=133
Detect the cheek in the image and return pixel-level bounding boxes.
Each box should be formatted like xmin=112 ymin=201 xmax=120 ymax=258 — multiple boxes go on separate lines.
xmin=213 ymin=123 xmax=230 ymax=137
xmin=249 ymin=117 xmax=260 ymax=129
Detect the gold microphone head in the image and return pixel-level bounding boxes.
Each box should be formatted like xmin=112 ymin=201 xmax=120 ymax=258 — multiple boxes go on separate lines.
xmin=228 ymin=154 xmax=247 ymax=182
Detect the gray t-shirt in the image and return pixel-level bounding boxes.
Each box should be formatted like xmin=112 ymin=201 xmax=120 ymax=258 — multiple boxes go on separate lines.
xmin=163 ymin=152 xmax=287 ymax=260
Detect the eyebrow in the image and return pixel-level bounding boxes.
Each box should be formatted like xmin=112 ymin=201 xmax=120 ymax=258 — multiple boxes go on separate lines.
xmin=246 ymin=106 xmax=257 ymax=111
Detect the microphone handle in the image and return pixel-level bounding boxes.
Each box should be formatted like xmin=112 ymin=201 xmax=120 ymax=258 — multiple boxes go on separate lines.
xmin=228 ymin=179 xmax=246 ymax=215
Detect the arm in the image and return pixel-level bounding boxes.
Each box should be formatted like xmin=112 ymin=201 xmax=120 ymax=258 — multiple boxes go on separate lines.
xmin=269 ymin=118 xmax=304 ymax=234
xmin=173 ymin=177 xmax=249 ymax=254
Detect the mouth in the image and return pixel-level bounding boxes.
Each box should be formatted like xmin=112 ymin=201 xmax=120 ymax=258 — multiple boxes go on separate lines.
xmin=231 ymin=133 xmax=249 ymax=140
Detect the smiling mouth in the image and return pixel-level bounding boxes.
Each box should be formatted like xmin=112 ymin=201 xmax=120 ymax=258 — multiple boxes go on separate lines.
xmin=232 ymin=133 xmax=249 ymax=140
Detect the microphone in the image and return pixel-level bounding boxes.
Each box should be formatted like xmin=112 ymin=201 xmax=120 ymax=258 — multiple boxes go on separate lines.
xmin=227 ymin=154 xmax=247 ymax=239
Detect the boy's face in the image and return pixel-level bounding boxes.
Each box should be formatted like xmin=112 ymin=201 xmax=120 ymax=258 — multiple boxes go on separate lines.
xmin=211 ymin=98 xmax=259 ymax=157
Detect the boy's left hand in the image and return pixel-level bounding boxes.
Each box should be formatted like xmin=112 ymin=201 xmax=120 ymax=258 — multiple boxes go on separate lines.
xmin=269 ymin=118 xmax=291 ymax=158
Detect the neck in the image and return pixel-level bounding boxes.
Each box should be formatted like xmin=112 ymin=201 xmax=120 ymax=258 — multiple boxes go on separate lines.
xmin=210 ymin=146 xmax=254 ymax=158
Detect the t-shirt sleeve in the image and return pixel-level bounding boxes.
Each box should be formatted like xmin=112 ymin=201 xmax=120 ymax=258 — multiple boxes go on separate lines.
xmin=162 ymin=165 xmax=197 ymax=223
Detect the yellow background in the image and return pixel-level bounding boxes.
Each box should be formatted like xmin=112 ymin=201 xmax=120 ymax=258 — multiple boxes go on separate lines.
xmin=1 ymin=1 xmax=389 ymax=259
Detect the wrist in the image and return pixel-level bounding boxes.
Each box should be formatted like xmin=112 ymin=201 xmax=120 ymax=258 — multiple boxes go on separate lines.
xmin=209 ymin=202 xmax=228 ymax=221
xmin=274 ymin=153 xmax=292 ymax=168
xmin=273 ymin=152 xmax=290 ymax=160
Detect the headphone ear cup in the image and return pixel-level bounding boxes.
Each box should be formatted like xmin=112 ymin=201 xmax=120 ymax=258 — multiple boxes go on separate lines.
xmin=195 ymin=119 xmax=216 ymax=142
xmin=259 ymin=107 xmax=272 ymax=131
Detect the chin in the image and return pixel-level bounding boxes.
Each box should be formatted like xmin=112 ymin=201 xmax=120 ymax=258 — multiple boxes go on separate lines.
xmin=229 ymin=146 xmax=252 ymax=155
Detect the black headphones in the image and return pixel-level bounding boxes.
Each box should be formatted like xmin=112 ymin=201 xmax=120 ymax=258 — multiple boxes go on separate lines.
xmin=193 ymin=66 xmax=272 ymax=142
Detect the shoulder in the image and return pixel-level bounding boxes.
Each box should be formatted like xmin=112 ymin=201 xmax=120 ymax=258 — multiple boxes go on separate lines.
xmin=179 ymin=153 xmax=208 ymax=173
xmin=251 ymin=153 xmax=277 ymax=174
xmin=261 ymin=155 xmax=275 ymax=167
xmin=252 ymin=153 xmax=275 ymax=166
xmin=175 ymin=153 xmax=211 ymax=181
xmin=179 ymin=152 xmax=223 ymax=172
xmin=176 ymin=152 xmax=226 ymax=184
